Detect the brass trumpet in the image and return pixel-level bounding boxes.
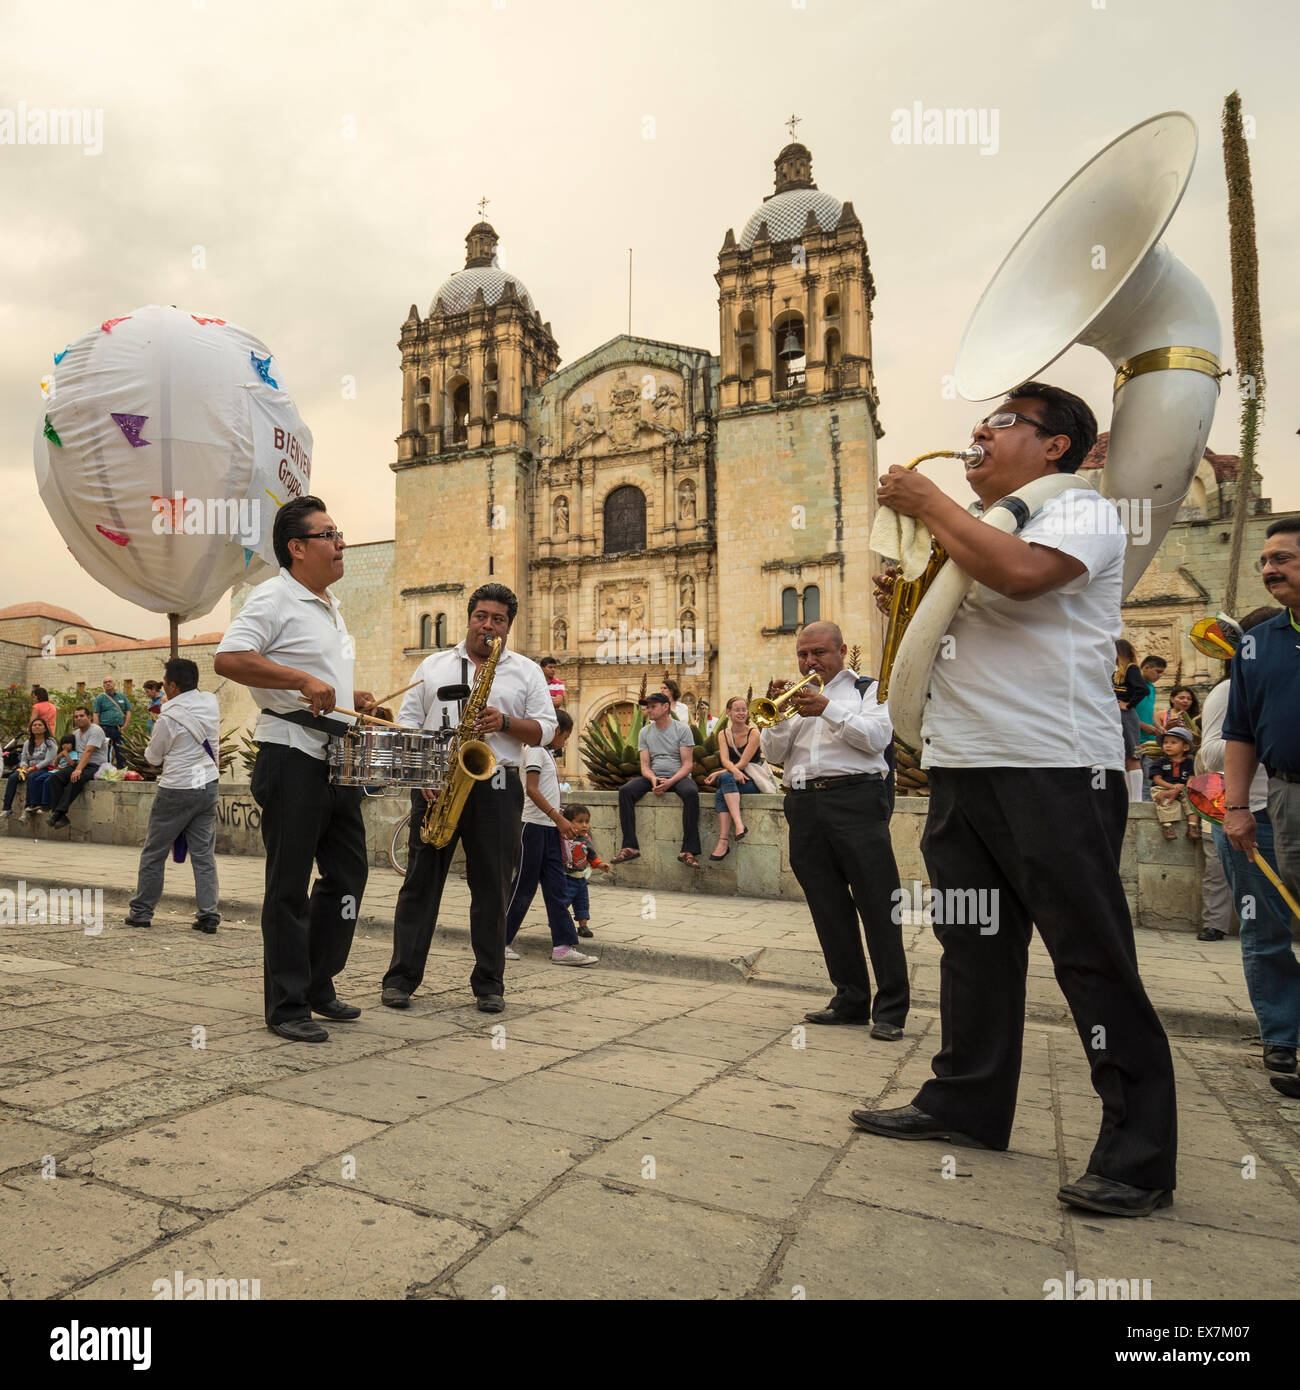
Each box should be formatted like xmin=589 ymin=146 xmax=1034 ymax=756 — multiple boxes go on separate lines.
xmin=749 ymin=670 xmax=824 ymax=727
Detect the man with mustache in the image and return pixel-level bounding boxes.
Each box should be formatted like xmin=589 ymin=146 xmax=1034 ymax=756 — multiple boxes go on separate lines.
xmin=1222 ymin=519 xmax=1300 ymax=1101
xmin=855 ymin=381 xmax=1178 ymax=1218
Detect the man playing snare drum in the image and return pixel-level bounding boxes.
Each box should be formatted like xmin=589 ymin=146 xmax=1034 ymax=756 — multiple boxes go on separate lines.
xmin=215 ymin=496 xmax=381 ymax=1044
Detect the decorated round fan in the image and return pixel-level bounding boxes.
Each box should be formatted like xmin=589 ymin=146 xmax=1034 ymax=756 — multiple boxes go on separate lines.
xmin=1187 ymin=772 xmax=1225 ymax=823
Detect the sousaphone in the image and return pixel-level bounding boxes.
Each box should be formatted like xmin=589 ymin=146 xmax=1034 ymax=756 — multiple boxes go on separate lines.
xmin=886 ymin=112 xmax=1223 ymax=751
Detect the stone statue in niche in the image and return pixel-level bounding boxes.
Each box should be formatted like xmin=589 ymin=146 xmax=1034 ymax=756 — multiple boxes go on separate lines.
xmin=680 ymin=574 xmax=694 ymax=609
xmin=677 ymin=480 xmax=696 ymax=525
xmin=553 ymin=619 xmax=568 ymax=650
xmin=553 ymin=495 xmax=569 ymax=534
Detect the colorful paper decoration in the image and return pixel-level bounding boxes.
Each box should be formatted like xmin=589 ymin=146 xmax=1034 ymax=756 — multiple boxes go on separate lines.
xmin=34 ymin=305 xmax=313 ymax=619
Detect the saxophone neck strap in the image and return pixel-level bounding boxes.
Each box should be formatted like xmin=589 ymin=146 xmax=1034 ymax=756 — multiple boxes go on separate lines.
xmin=261 ymin=707 xmax=352 ymax=736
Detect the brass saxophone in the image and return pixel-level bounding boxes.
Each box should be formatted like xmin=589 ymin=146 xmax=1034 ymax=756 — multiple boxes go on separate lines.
xmin=420 ymin=637 xmax=501 ymax=848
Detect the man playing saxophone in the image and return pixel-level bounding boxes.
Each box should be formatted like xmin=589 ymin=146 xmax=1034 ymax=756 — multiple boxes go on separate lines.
xmin=382 ymin=583 xmax=556 ymax=1014
xmin=854 ymin=382 xmax=1179 ymax=1219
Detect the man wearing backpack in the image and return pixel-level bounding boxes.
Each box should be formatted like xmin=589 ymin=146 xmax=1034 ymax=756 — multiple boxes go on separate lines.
xmin=760 ymin=621 xmax=908 ymax=1038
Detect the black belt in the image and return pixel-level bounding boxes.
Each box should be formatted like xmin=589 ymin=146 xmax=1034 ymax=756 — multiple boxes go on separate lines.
xmin=1266 ymin=767 xmax=1300 ymax=784
xmin=794 ymin=772 xmax=883 ymax=793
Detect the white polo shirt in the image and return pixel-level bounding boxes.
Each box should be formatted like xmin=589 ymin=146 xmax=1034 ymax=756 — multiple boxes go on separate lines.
xmin=522 ymin=745 xmax=563 ymax=827
xmin=145 ymin=690 xmax=221 ymax=790
xmin=1199 ymin=680 xmax=1269 ymax=812
xmin=398 ymin=641 xmax=557 ymax=768
xmin=760 ymin=668 xmax=893 ymax=779
xmin=216 ymin=568 xmax=356 ymax=760
xmin=921 ymin=486 xmax=1126 ymax=771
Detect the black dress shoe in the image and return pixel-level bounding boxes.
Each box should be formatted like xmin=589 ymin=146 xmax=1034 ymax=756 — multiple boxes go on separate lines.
xmin=1057 ymin=1171 xmax=1173 ymax=1217
xmin=805 ymin=1008 xmax=871 ymax=1026
xmin=381 ymin=987 xmax=411 ymax=1009
xmin=48 ymin=814 xmax=70 ymax=829
xmin=1196 ymin=927 xmax=1226 ymax=941
xmin=871 ymin=1022 xmax=905 ymax=1041
xmin=313 ymin=999 xmax=361 ymax=1020
xmin=192 ymin=917 xmax=219 ymax=935
xmin=1271 ymin=1074 xmax=1300 ymax=1099
xmin=124 ymin=915 xmax=151 ymax=929
xmin=849 ymin=1103 xmax=987 ymax=1147
xmin=268 ymin=1019 xmax=329 ymax=1043
xmin=1263 ymin=1045 xmax=1297 ymax=1073
xmin=476 ymin=995 xmax=505 ymax=1014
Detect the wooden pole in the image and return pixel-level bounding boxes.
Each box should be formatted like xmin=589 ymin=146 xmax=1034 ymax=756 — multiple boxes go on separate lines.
xmin=168 ymin=613 xmax=179 ymax=660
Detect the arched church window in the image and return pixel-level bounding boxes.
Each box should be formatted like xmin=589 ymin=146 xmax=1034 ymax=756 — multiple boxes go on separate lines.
xmin=802 ymin=585 xmax=821 ymax=625
xmin=435 ymin=612 xmax=447 ymax=647
xmin=740 ymin=344 xmax=755 ymax=382
xmin=419 ymin=613 xmax=432 ymax=648
xmin=738 ymin=309 xmax=756 ymax=334
xmin=824 ymin=330 xmax=841 ymax=367
xmin=604 ymin=485 xmax=646 ymax=554
xmin=418 ymin=375 xmax=431 ymax=395
xmin=485 ymin=359 xmax=499 ymax=383
xmin=485 ymin=390 xmax=498 ymax=419
xmin=823 ymin=293 xmax=840 ymax=318
xmin=774 ymin=311 xmax=806 ymax=393
xmin=417 ymin=403 xmax=430 ymax=433
xmin=781 ymin=587 xmax=798 ymax=630
xmin=450 ymin=380 xmax=470 ymax=444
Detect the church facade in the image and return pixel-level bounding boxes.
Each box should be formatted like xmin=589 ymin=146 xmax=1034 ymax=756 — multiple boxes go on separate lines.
xmin=385 ymin=140 xmax=887 ymax=767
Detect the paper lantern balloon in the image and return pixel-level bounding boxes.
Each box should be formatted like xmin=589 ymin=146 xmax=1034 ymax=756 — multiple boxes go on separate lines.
xmin=33 ymin=305 xmax=313 ymax=620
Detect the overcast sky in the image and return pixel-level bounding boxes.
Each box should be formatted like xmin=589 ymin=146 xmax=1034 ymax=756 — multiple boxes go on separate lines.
xmin=3 ymin=0 xmax=1296 ymax=641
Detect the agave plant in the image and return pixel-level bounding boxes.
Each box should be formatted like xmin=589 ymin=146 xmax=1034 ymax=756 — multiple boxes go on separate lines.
xmin=238 ymin=729 xmax=259 ymax=778
xmin=580 ymin=705 xmax=646 ymax=789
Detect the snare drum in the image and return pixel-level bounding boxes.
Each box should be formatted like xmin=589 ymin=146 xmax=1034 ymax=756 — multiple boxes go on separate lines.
xmin=327 ymin=728 xmax=405 ymax=790
xmin=396 ymin=731 xmax=450 ymax=789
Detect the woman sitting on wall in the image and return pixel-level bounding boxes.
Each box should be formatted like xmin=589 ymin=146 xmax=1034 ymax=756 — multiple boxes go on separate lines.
xmin=1 ymin=717 xmax=57 ymax=819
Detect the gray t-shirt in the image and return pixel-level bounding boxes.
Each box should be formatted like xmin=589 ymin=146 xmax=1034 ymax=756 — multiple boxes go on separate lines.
xmin=638 ymin=719 xmax=694 ymax=778
xmin=75 ymin=723 xmax=108 ymax=767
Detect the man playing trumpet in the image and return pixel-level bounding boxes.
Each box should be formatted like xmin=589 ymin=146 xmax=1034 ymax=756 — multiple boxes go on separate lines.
xmin=761 ymin=622 xmax=908 ymax=1037
xmin=853 ymin=383 xmax=1178 ymax=1219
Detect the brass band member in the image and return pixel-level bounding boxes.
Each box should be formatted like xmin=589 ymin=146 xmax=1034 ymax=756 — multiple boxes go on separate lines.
xmin=382 ymin=583 xmax=556 ymax=1014
xmin=215 ymin=497 xmax=377 ymax=1044
xmin=854 ymin=383 xmax=1178 ymax=1218
xmin=761 ymin=621 xmax=909 ymax=1036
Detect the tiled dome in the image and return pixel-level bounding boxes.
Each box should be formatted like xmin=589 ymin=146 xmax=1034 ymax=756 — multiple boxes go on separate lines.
xmin=738 ymin=188 xmax=843 ymax=249
xmin=430 ymin=266 xmax=535 ymax=317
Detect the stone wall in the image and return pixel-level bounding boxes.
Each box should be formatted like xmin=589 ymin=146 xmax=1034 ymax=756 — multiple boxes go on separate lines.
xmin=0 ymin=780 xmax=1215 ymax=932
xmin=1 ymin=639 xmax=40 ymax=689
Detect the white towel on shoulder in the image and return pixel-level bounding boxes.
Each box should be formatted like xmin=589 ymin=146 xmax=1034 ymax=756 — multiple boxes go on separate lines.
xmin=870 ymin=504 xmax=935 ymax=581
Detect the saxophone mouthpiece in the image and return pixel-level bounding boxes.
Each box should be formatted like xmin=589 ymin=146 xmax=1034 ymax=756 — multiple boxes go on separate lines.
xmin=959 ymin=445 xmax=985 ymax=465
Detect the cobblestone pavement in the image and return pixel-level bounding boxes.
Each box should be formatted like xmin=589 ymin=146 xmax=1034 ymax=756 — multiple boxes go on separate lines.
xmin=1 ymin=843 xmax=1297 ymax=1300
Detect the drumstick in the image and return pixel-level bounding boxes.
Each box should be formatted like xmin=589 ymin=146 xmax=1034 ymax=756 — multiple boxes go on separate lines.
xmin=372 ymin=679 xmax=422 ymax=708
xmin=295 ymin=697 xmax=404 ymax=729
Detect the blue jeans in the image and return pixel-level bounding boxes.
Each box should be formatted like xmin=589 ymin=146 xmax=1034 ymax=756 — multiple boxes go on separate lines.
xmin=561 ymin=874 xmax=590 ymax=921
xmin=505 ymin=823 xmax=578 ymax=948
xmin=713 ymin=769 xmax=760 ymax=813
xmin=1213 ymin=816 xmax=1300 ymax=1048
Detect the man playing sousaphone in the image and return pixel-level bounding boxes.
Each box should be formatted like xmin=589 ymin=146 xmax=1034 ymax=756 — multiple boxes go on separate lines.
xmin=382 ymin=583 xmax=556 ymax=1014
xmin=852 ymin=382 xmax=1179 ymax=1219
xmin=215 ymin=496 xmax=382 ymax=1043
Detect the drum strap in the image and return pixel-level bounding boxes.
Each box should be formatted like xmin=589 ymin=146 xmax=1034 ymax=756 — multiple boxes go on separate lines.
xmin=260 ymin=707 xmax=352 ymax=736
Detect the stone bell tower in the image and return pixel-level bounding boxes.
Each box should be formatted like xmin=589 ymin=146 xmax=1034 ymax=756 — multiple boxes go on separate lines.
xmin=713 ymin=136 xmax=886 ymax=696
xmin=389 ymin=219 xmax=561 ymax=691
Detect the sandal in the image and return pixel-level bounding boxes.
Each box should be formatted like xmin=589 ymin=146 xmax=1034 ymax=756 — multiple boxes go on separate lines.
xmin=734 ymin=827 xmax=748 ymax=842
xmin=611 ymin=848 xmax=641 ymax=863
xmin=678 ymin=852 xmax=700 ymax=868
xmin=709 ymin=842 xmax=730 ymax=861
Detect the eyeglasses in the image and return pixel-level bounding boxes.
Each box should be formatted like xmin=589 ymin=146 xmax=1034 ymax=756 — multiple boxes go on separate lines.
xmin=297 ymin=529 xmax=345 ymax=545
xmin=1254 ymin=551 xmax=1299 ymax=572
xmin=975 ymin=412 xmax=1053 ymax=434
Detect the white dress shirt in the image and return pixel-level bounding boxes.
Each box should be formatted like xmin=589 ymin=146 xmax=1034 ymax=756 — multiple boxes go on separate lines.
xmin=1198 ymin=679 xmax=1268 ymax=812
xmin=760 ymin=668 xmax=893 ymax=779
xmin=146 ymin=690 xmax=221 ymax=790
xmin=922 ymin=487 xmax=1126 ymax=771
xmin=398 ymin=641 xmax=557 ymax=767
xmin=216 ymin=568 xmax=356 ymax=761
xmin=522 ymin=746 xmax=563 ymax=827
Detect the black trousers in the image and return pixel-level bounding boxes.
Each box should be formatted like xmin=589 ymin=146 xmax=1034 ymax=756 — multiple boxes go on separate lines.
xmin=785 ymin=775 xmax=908 ymax=1024
xmin=250 ymin=744 xmax=368 ymax=1026
xmin=914 ymin=767 xmax=1178 ymax=1190
xmin=49 ymin=765 xmax=96 ymax=815
xmin=384 ymin=769 xmax=523 ymax=1000
xmin=618 ymin=775 xmax=701 ymax=855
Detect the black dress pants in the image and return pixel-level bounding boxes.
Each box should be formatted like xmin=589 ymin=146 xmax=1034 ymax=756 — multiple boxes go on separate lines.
xmin=618 ymin=775 xmax=701 ymax=855
xmin=914 ymin=766 xmax=1178 ymax=1190
xmin=785 ymin=775 xmax=908 ymax=1024
xmin=49 ymin=765 xmax=96 ymax=815
xmin=251 ymin=744 xmax=368 ymax=1026
xmin=384 ymin=768 xmax=523 ymax=1000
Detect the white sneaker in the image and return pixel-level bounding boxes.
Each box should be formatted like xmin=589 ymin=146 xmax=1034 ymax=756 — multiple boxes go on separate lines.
xmin=0 ymin=809 xmax=11 ymax=819
xmin=504 ymin=946 xmax=521 ymax=961
xmin=551 ymin=946 xmax=597 ymax=967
